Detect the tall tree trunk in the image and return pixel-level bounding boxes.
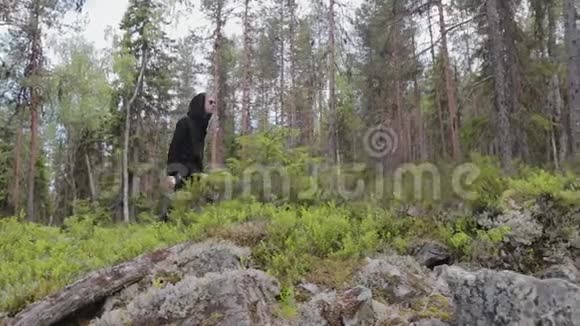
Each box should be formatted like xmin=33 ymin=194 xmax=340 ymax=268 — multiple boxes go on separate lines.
xmin=278 ymin=0 xmax=286 ymax=126
xmin=288 ymin=0 xmax=297 ymax=142
xmin=565 ymin=0 xmax=580 ymax=156
xmin=85 ymin=153 xmax=96 ymax=203
xmin=546 ymin=4 xmax=567 ymax=167
xmin=26 ymin=2 xmax=42 ymax=222
xmin=500 ymin=0 xmax=527 ymax=161
xmin=328 ymin=0 xmax=338 ymax=164
xmin=11 ymin=105 xmax=23 ymax=214
xmin=412 ymin=36 xmax=427 ymax=161
xmin=211 ymin=0 xmax=226 ymax=169
xmin=427 ymin=6 xmax=447 ymax=159
xmin=123 ymin=49 xmax=147 ymax=224
xmin=241 ymin=0 xmax=252 ymax=135
xmin=487 ymin=0 xmax=513 ymax=170
xmin=438 ymin=0 xmax=461 ymax=160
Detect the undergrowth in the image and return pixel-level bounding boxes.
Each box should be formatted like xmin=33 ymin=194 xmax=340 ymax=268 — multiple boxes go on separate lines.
xmin=1 ymin=151 xmax=579 ymax=316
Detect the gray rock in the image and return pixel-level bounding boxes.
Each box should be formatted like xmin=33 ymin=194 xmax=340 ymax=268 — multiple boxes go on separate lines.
xmin=99 ymin=241 xmax=251 ymax=314
xmin=149 ymin=240 xmax=251 ymax=278
xmin=354 ymin=255 xmax=433 ymax=304
xmin=542 ymin=261 xmax=578 ymax=284
xmin=410 ymin=318 xmax=449 ymax=326
xmin=91 ymin=269 xmax=281 ymax=326
xmin=293 ymin=287 xmax=375 ymax=326
xmin=414 ymin=242 xmax=452 ymax=269
xmin=437 ymin=265 xmax=580 ymax=326
xmin=298 ymin=282 xmax=321 ymax=295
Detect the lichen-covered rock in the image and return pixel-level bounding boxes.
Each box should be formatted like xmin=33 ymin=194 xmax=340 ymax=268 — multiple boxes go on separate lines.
xmin=409 ymin=318 xmax=449 ymax=326
xmin=477 ymin=209 xmax=543 ymax=246
xmin=97 ymin=241 xmax=251 ymax=314
xmin=353 ymin=255 xmax=454 ymax=324
xmin=292 ymin=287 xmax=375 ymax=326
xmin=149 ymin=240 xmax=251 ymax=278
xmin=437 ymin=265 xmax=580 ymax=326
xmin=91 ymin=269 xmax=280 ymax=326
xmin=354 ymin=255 xmax=435 ymax=304
xmin=541 ymin=261 xmax=578 ymax=284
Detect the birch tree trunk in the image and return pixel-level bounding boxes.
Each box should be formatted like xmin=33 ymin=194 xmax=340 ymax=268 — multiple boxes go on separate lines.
xmin=123 ymin=49 xmax=147 ymax=224
xmin=85 ymin=153 xmax=96 ymax=203
xmin=545 ymin=4 xmax=566 ymax=167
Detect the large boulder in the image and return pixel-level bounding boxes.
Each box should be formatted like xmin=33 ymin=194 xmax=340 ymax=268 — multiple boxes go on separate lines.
xmin=96 ymin=241 xmax=253 ymax=315
xmin=353 ymin=255 xmax=454 ymax=324
xmin=293 ymin=286 xmax=375 ymax=326
xmin=541 ymin=260 xmax=579 ymax=284
xmin=91 ymin=269 xmax=280 ymax=326
xmin=437 ymin=265 xmax=580 ymax=326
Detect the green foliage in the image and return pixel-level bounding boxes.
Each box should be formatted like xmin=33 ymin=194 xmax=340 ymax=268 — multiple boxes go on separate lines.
xmin=1 ymin=159 xmax=578 ymax=315
xmin=0 ymin=216 xmax=188 ymax=314
xmin=467 ymin=154 xmax=508 ymax=210
xmin=504 ymin=168 xmax=580 ymax=206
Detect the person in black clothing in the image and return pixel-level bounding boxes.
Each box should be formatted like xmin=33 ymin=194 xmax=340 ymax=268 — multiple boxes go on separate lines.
xmin=160 ymin=93 xmax=216 ymax=221
xmin=166 ymin=92 xmax=216 ymax=191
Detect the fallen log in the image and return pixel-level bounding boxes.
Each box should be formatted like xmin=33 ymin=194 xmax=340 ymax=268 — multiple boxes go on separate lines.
xmin=8 ymin=242 xmax=192 ymax=326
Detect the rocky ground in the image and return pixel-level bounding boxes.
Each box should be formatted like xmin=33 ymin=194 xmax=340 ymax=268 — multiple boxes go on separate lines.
xmin=4 ymin=240 xmax=578 ymax=326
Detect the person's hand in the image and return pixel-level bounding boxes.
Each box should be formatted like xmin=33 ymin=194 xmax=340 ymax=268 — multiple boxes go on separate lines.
xmin=168 ymin=176 xmax=177 ymax=188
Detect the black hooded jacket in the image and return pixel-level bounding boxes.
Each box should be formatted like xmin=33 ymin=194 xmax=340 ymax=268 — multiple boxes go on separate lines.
xmin=167 ymin=93 xmax=212 ymax=177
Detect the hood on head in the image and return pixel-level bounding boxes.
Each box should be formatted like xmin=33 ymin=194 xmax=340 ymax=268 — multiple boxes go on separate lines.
xmin=187 ymin=93 xmax=211 ymax=121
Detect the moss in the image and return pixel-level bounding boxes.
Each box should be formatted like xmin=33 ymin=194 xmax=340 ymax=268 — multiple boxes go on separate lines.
xmin=201 ymin=313 xmax=224 ymax=326
xmin=404 ymin=294 xmax=453 ymax=322
xmin=152 ymin=271 xmax=182 ymax=288
xmin=305 ymin=258 xmax=361 ymax=290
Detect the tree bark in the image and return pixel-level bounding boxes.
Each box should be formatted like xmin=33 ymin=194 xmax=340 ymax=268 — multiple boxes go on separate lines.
xmin=85 ymin=153 xmax=96 ymax=203
xmin=8 ymin=242 xmax=192 ymax=326
xmin=328 ymin=0 xmax=339 ymax=164
xmin=412 ymin=36 xmax=427 ymax=162
xmin=288 ymin=0 xmax=297 ymax=143
xmin=438 ymin=1 xmax=461 ymax=160
xmin=210 ymin=0 xmax=226 ymax=169
xmin=241 ymin=0 xmax=252 ymax=135
xmin=565 ymin=0 xmax=580 ymax=156
xmin=11 ymin=105 xmax=23 ymax=214
xmin=545 ymin=6 xmax=567 ymax=165
xmin=123 ymin=49 xmax=147 ymax=224
xmin=486 ymin=0 xmax=513 ymax=170
xmin=278 ymin=0 xmax=286 ymax=126
xmin=427 ymin=6 xmax=447 ymax=159
xmin=26 ymin=9 xmax=42 ymax=222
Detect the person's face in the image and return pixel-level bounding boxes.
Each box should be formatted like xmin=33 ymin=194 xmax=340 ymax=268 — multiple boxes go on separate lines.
xmin=205 ymin=96 xmax=217 ymax=114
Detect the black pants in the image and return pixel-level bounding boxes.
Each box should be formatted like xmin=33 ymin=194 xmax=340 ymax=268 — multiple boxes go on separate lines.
xmin=160 ymin=173 xmax=200 ymax=222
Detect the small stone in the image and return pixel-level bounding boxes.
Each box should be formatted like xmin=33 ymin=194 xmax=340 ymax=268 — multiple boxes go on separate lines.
xmin=414 ymin=242 xmax=452 ymax=269
xmin=298 ymin=282 xmax=321 ymax=295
